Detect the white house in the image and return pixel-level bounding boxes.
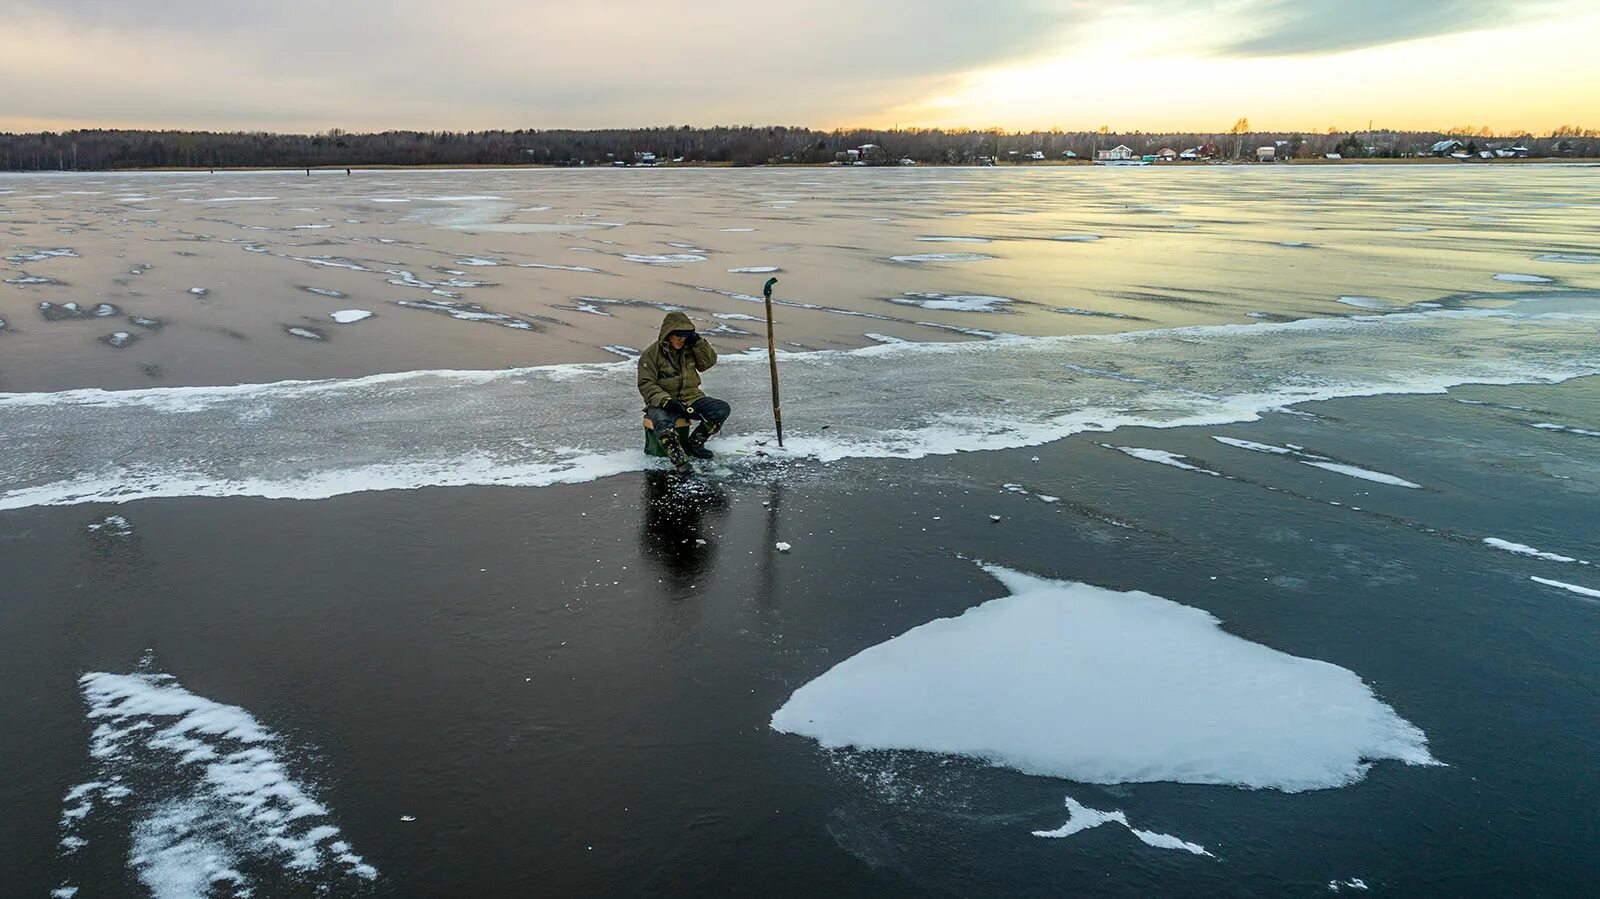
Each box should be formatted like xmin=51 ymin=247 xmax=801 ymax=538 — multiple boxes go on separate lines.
xmin=1095 ymin=144 xmax=1136 ymax=161
xmin=1256 ymin=146 xmax=1277 ymax=162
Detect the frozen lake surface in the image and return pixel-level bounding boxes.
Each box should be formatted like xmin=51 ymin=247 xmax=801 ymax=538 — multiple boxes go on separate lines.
xmin=2 ymin=166 xmax=1598 ymax=897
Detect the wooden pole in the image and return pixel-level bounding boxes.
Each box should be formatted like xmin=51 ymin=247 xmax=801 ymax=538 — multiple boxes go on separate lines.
xmin=762 ymin=277 xmax=783 ymax=447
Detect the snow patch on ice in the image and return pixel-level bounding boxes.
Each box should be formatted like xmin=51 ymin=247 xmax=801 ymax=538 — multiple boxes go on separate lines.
xmin=916 ymin=236 xmax=992 ymax=243
xmin=1531 ymin=422 xmax=1600 ymax=437
xmin=623 ymin=254 xmax=706 ymax=266
xmin=1494 ymin=273 xmax=1553 ymax=283
xmin=891 ymin=292 xmax=1014 ymax=313
xmin=55 ymin=668 xmax=377 ymax=899
xmin=1337 ymin=296 xmax=1393 ymax=310
xmin=1534 ymin=254 xmax=1600 ymax=264
xmin=330 ymin=310 xmax=372 ymax=324
xmin=727 ymin=266 xmax=779 ymax=273
xmin=772 ymin=563 xmax=1439 ymax=791
xmin=1109 ymin=446 xmax=1223 ymax=476
xmin=1298 ymin=460 xmax=1421 ymax=488
xmin=1484 ymin=538 xmax=1584 ymax=564
xmin=1213 ymin=436 xmax=1295 ymax=455
xmin=1530 ymin=577 xmax=1600 ymax=601
xmin=888 ymin=253 xmax=994 ymax=263
xmin=517 ymin=262 xmax=602 ymax=273
xmin=87 ymin=514 xmax=133 ymax=537
xmin=1032 ymin=797 xmax=1212 ymax=857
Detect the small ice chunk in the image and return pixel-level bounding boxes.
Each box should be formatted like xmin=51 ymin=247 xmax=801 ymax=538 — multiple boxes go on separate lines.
xmin=989 ymin=515 xmax=1002 ymax=522
xmin=775 ymin=542 xmax=792 ymax=552
xmin=1492 ymin=273 xmax=1552 ymax=283
xmin=188 ymin=287 xmax=208 ymax=296
xmin=330 ymin=310 xmax=373 ymax=324
xmin=1032 ymin=796 xmax=1214 ymax=856
xmin=400 ymin=815 xmax=416 ymax=822
xmin=1051 ymin=234 xmax=1101 ymax=242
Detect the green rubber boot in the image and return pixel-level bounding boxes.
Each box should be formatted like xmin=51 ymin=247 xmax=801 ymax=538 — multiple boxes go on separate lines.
xmin=656 ymin=428 xmax=694 ymax=473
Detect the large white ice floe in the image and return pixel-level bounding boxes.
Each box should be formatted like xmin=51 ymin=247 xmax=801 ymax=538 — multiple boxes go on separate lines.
xmin=771 ymin=564 xmax=1440 ymax=792
xmin=55 ymin=667 xmax=376 ymax=898
xmin=2 ymin=306 xmax=1597 ymax=510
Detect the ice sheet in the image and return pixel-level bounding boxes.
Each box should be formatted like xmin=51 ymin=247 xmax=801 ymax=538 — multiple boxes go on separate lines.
xmin=771 ymin=564 xmax=1438 ymax=791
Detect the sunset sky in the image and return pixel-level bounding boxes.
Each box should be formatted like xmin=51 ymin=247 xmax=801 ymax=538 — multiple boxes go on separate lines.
xmin=5 ymin=0 xmax=1596 ymax=134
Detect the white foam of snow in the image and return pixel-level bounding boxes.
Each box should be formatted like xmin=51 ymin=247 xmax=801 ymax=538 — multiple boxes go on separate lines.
xmin=718 ymin=227 xmax=756 ymax=232
xmin=1051 ymin=234 xmax=1101 ymax=242
xmin=56 ymin=669 xmax=376 ymax=898
xmin=1298 ymin=460 xmax=1421 ymax=488
xmin=1110 ymin=446 xmax=1222 ymax=476
xmin=1534 ymin=254 xmax=1600 ymax=264
xmin=2 ymin=308 xmax=1596 ymax=510
xmin=888 ymin=253 xmax=994 ymax=263
xmin=1529 ymin=577 xmax=1600 ymax=600
xmin=286 ymin=327 xmax=323 ymax=341
xmin=1493 ymin=273 xmax=1553 ymax=283
xmin=772 ymin=564 xmax=1439 ymax=791
xmin=916 ymin=236 xmax=992 ymax=243
xmin=1484 ymin=538 xmax=1584 ymax=564
xmin=1032 ymin=796 xmax=1212 ymax=857
xmin=727 ymin=266 xmax=779 ymax=273
xmin=330 ymin=310 xmax=372 ymax=324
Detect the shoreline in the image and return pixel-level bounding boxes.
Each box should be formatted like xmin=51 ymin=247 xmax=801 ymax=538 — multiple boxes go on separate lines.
xmin=4 ymin=158 xmax=1599 ymax=175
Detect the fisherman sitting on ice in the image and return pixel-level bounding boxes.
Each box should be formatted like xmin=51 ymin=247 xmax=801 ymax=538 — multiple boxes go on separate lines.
xmin=638 ymin=312 xmax=730 ymax=473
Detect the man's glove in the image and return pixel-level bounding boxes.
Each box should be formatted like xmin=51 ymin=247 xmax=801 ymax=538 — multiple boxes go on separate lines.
xmin=682 ymin=332 xmax=700 ymax=347
xmin=663 ymin=399 xmax=689 ymax=417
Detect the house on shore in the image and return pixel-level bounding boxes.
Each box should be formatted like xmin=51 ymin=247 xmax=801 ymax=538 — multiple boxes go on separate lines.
xmin=1095 ymin=144 xmax=1136 ymax=162
xmin=1155 ymin=147 xmax=1179 ymax=161
xmin=1256 ymin=146 xmax=1277 ymax=162
xmin=1430 ymin=139 xmax=1465 ymax=157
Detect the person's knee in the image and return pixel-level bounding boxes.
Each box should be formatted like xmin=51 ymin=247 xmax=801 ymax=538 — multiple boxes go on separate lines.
xmin=704 ymin=401 xmax=730 ymax=423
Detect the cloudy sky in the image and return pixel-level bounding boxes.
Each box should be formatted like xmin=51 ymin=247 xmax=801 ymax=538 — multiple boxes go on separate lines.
xmin=4 ymin=0 xmax=1595 ymax=133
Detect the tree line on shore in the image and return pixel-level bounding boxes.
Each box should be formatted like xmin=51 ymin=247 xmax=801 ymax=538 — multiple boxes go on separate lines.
xmin=2 ymin=124 xmax=1596 ymax=171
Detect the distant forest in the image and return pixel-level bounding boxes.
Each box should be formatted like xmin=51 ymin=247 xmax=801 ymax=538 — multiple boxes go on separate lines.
xmin=3 ymin=124 xmax=1597 ymax=171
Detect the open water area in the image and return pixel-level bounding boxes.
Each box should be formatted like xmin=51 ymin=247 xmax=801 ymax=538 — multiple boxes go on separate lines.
xmin=2 ymin=166 xmax=1597 ymax=897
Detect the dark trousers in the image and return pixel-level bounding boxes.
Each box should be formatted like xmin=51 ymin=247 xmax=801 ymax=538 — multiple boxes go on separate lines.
xmin=646 ymin=396 xmax=731 ymax=438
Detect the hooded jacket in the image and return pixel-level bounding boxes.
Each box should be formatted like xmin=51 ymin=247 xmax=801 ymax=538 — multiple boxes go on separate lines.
xmin=637 ymin=311 xmax=718 ymax=407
